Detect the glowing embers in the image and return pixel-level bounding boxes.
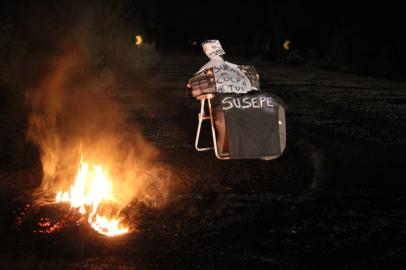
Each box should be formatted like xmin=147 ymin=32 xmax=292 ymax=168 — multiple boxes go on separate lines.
xmin=55 ymin=157 xmax=129 ymax=237
xmin=35 ymin=217 xmax=66 ymax=234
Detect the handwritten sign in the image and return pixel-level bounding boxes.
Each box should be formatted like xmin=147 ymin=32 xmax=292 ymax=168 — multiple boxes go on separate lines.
xmin=213 ymin=63 xmax=252 ymax=94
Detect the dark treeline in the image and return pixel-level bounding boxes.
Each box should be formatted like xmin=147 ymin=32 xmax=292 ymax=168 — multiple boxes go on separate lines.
xmin=152 ymin=1 xmax=405 ymax=79
xmin=258 ymin=1 xmax=406 ymax=79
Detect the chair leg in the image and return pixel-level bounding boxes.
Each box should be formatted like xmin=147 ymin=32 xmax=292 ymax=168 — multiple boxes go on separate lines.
xmin=195 ymin=98 xmax=213 ymax=151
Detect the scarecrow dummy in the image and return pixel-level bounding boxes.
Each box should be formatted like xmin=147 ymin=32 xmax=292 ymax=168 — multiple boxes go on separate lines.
xmin=189 ymin=40 xmax=285 ymax=159
xmin=193 ymin=40 xmax=259 ymax=155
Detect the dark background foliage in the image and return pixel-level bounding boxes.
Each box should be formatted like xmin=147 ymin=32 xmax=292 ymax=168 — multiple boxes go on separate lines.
xmin=153 ymin=1 xmax=405 ymax=79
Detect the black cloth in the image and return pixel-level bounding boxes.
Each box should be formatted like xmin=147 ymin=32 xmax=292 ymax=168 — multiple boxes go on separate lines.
xmin=215 ymin=92 xmax=284 ymax=158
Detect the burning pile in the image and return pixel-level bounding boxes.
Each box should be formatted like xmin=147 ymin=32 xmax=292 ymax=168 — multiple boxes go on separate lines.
xmin=55 ymin=157 xmax=129 ymax=236
xmin=24 ymin=24 xmax=170 ymax=237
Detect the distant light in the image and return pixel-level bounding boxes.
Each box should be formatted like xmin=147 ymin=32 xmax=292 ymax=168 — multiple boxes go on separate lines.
xmin=135 ymin=35 xmax=143 ymax=47
xmin=192 ymin=41 xmax=197 ymax=46
xmin=283 ymin=40 xmax=290 ymax=50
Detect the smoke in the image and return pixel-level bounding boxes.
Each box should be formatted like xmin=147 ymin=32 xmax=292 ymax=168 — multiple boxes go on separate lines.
xmin=25 ymin=2 xmax=172 ymax=217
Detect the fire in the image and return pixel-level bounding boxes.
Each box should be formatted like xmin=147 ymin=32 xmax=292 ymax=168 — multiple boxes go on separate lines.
xmin=135 ymin=35 xmax=143 ymax=46
xmin=55 ymin=157 xmax=129 ymax=236
xmin=283 ymin=40 xmax=291 ymax=50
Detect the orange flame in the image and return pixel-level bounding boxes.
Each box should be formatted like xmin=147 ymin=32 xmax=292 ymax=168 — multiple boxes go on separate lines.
xmin=55 ymin=157 xmax=129 ymax=237
xmin=283 ymin=40 xmax=291 ymax=50
xmin=135 ymin=35 xmax=143 ymax=47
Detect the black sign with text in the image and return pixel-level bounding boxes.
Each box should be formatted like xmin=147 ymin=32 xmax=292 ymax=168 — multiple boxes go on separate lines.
xmin=217 ymin=92 xmax=286 ymax=159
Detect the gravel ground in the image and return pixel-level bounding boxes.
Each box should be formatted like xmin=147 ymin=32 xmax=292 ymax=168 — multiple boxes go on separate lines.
xmin=1 ymin=52 xmax=405 ymax=269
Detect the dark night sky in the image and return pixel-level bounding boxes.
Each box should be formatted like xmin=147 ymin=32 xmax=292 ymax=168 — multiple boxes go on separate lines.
xmin=2 ymin=1 xmax=404 ymax=51
xmin=152 ymin=2 xmax=269 ymax=46
xmin=148 ymin=1 xmax=405 ymax=78
xmin=1 ymin=0 xmax=405 ymax=78
xmin=151 ymin=1 xmax=403 ymax=47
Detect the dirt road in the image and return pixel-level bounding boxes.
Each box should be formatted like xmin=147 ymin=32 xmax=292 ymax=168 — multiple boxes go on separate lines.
xmin=1 ymin=52 xmax=405 ymax=269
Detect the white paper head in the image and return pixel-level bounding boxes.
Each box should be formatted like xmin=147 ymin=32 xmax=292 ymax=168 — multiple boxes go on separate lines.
xmin=202 ymin=40 xmax=225 ymax=59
